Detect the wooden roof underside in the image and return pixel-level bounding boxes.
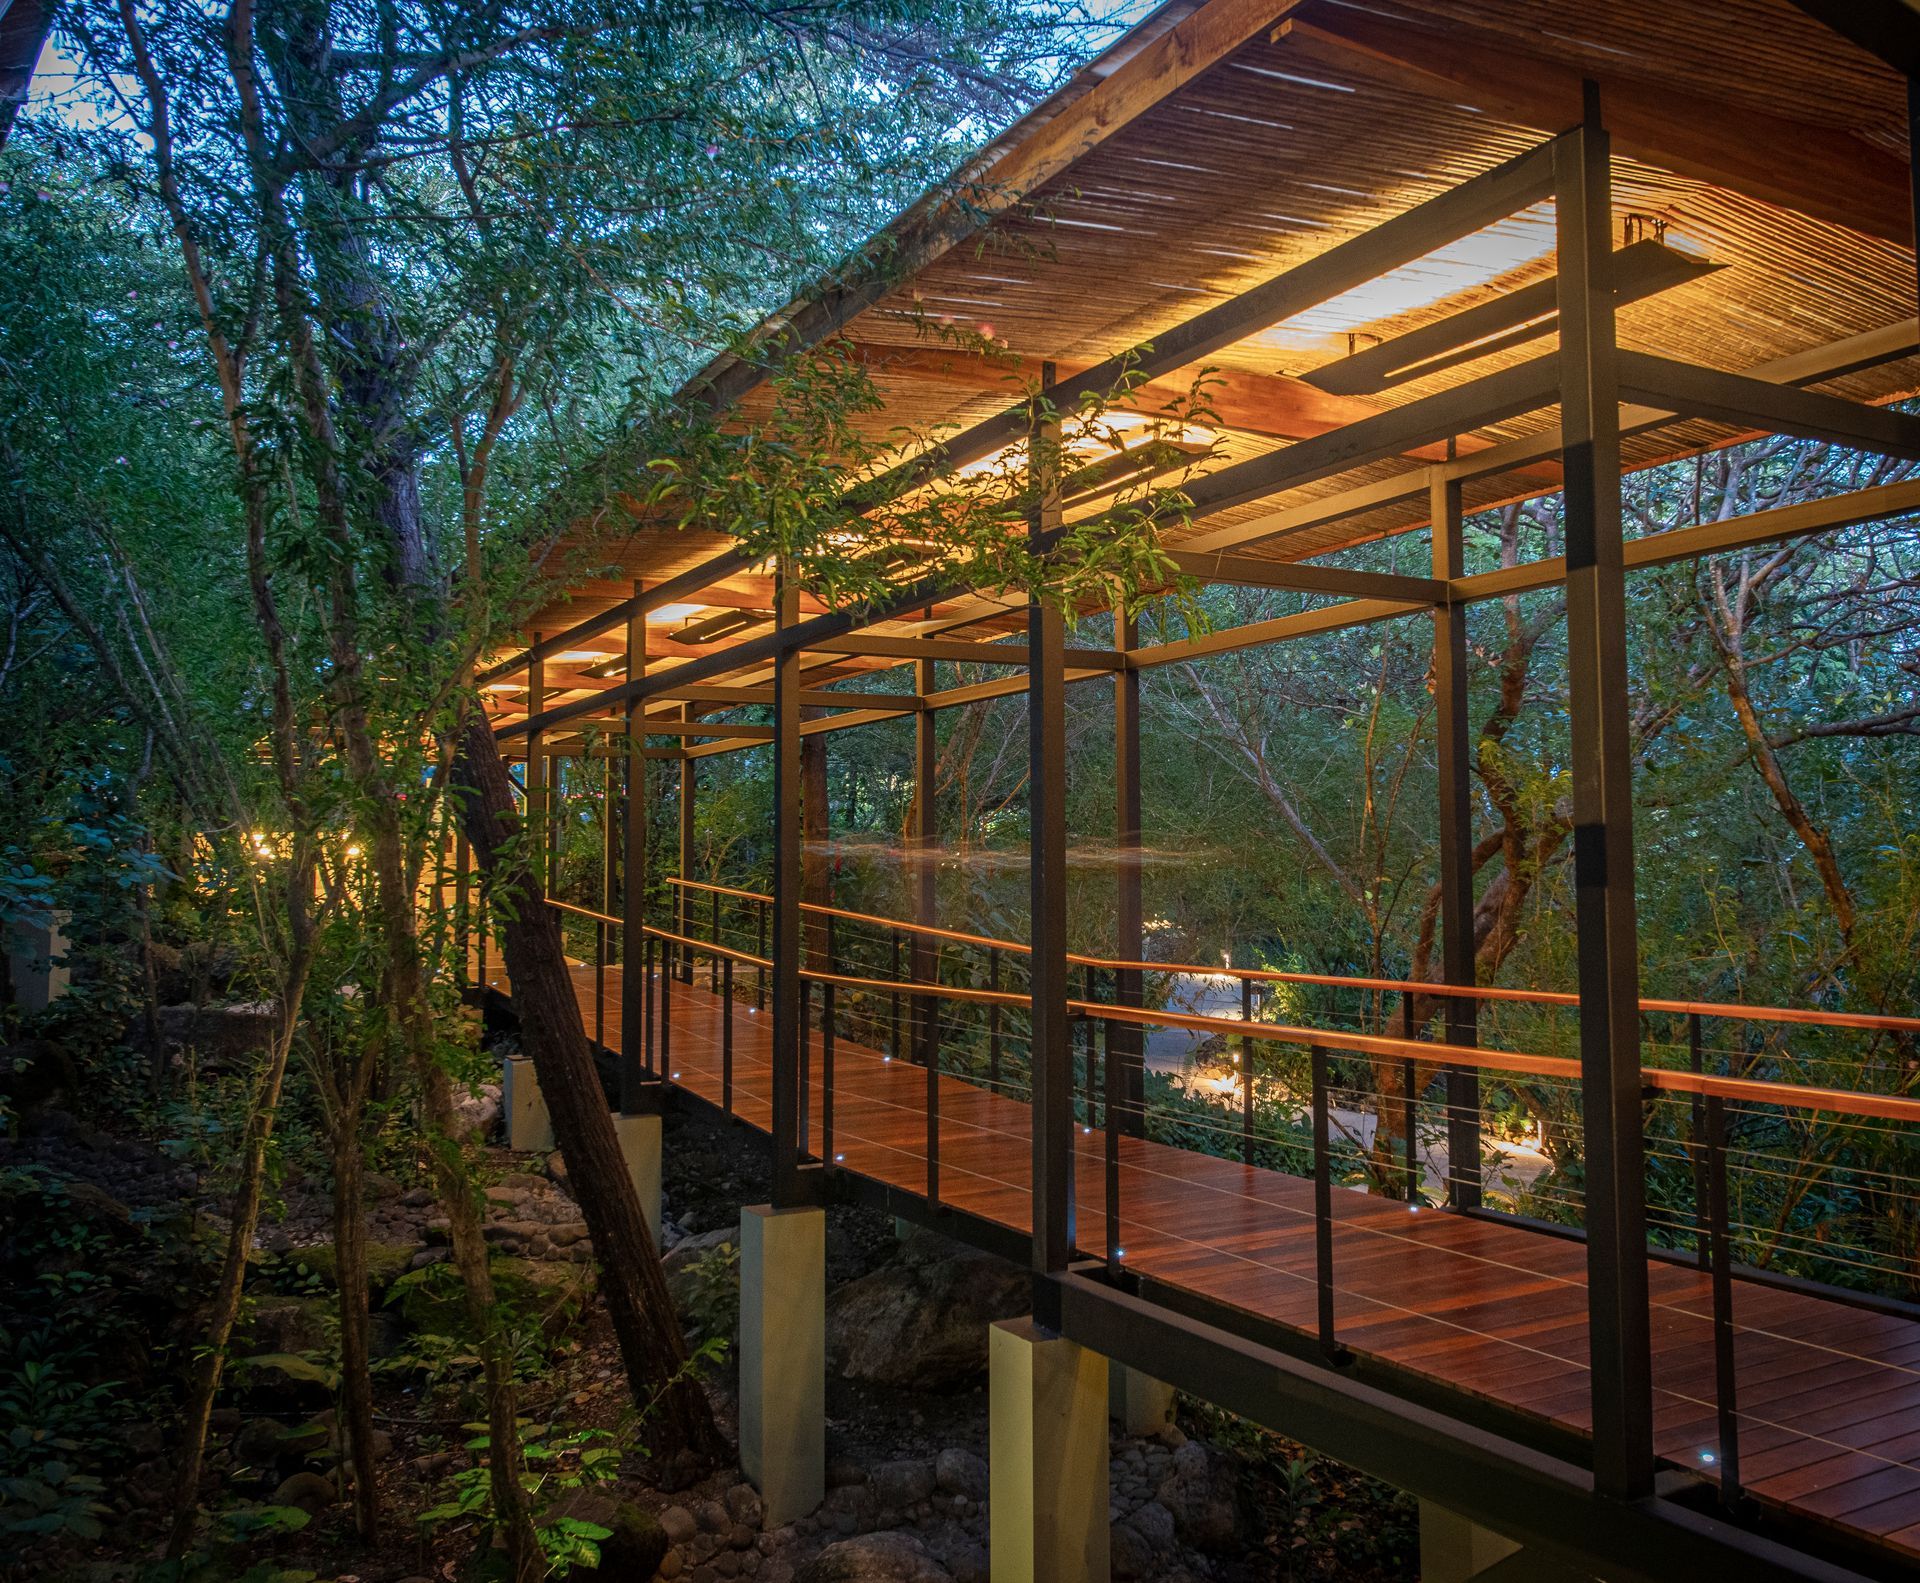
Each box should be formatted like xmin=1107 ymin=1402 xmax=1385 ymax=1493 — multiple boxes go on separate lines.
xmin=485 ymin=0 xmax=1918 ymax=744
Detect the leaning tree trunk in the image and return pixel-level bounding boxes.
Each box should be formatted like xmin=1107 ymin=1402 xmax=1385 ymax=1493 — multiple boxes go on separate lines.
xmin=329 ymin=1076 xmax=378 ymax=1538
xmin=456 ymin=717 xmax=725 ymax=1464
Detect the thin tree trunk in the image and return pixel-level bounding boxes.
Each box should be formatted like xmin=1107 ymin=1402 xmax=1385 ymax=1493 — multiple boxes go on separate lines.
xmin=456 ymin=716 xmax=725 ymax=1466
xmin=330 ymin=1083 xmax=378 ymax=1539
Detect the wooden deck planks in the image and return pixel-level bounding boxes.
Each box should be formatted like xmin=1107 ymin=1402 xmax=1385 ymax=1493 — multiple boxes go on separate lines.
xmin=512 ymin=961 xmax=1920 ymax=1559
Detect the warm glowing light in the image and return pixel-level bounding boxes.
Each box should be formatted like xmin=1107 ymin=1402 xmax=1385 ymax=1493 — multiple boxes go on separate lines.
xmin=482 ymin=682 xmax=527 ymax=694
xmin=647 ymin=602 xmax=704 ymax=625
xmin=345 ymin=844 xmax=362 ymax=857
xmin=556 ymin=650 xmax=613 ymax=664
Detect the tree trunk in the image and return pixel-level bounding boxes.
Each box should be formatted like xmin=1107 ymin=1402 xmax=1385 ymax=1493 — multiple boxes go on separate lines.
xmin=330 ymin=1100 xmax=378 ymax=1539
xmin=456 ymin=717 xmax=725 ymax=1465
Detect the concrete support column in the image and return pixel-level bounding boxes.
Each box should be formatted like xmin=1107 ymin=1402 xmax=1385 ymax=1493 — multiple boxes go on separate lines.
xmin=613 ymin=1112 xmax=662 ymax=1246
xmin=739 ymin=1203 xmax=825 ymax=1526
xmin=6 ymin=911 xmax=70 ymax=1012
xmin=1418 ymin=1500 xmax=1522 ymax=1583
xmin=990 ymin=1318 xmax=1109 ymax=1583
xmin=502 ymin=1054 xmax=555 ymax=1153
xmin=1108 ymin=1363 xmax=1175 ymax=1436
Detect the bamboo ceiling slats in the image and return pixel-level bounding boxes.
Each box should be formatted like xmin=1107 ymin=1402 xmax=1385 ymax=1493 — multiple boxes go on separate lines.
xmin=502 ymin=0 xmax=1915 ymax=702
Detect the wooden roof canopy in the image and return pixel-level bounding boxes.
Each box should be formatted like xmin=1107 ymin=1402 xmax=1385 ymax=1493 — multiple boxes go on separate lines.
xmin=483 ymin=0 xmax=1920 ymax=753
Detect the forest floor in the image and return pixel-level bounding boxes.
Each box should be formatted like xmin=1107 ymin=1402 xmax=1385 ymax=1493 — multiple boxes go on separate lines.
xmin=1 ymin=1028 xmax=1421 ymax=1583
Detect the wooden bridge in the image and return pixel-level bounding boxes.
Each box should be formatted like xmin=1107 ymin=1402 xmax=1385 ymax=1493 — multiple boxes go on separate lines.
xmin=463 ymin=5 xmax=1920 ymax=1573
xmin=473 ymin=880 xmax=1920 ymax=1576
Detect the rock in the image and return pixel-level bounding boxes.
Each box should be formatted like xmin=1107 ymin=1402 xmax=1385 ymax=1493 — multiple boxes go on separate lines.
xmin=662 ymin=1225 xmax=737 ymax=1275
xmin=156 ymin=1003 xmax=277 ymax=1064
xmin=1155 ymin=1441 xmax=1248 ymax=1551
xmin=931 ymin=1450 xmax=986 ymax=1503
xmin=232 ymin=1417 xmax=293 ymax=1469
xmin=244 ymin=1294 xmax=329 ymax=1355
xmin=792 ymin=1533 xmax=953 ymax=1583
xmin=402 ymin=1186 xmax=434 ymax=1208
xmin=282 ymin=1239 xmax=418 ymax=1293
xmin=659 ymin=1547 xmax=685 ymax=1579
xmin=365 ymin=1171 xmax=403 ymax=1200
xmin=918 ymin=1523 xmax=987 ymax=1583
xmin=825 ymin=1458 xmax=868 ymax=1489
xmin=565 ymin=1496 xmax=667 ymax=1578
xmin=725 ymin=1484 xmax=765 ymax=1529
xmin=870 ymin=1460 xmax=935 ymax=1511
xmin=547 ymin=1150 xmax=571 ymax=1188
xmin=452 ymin=1081 xmax=502 ymax=1141
xmin=499 ymin=1170 xmax=548 ymax=1192
xmin=271 ymin=1470 xmax=336 ymax=1516
xmin=826 ymin=1231 xmax=1027 ymax=1389
xmin=661 ymin=1505 xmax=698 ymax=1546
xmin=694 ymin=1499 xmax=730 ymax=1533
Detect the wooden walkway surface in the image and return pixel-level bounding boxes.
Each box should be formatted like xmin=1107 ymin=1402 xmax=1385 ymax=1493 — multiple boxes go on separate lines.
xmin=507 ymin=960 xmax=1920 ymax=1561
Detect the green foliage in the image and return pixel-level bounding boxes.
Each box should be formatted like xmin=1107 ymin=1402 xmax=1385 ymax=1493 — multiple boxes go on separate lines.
xmin=675 ymin=1240 xmax=742 ymax=1347
xmin=419 ymin=1421 xmax=623 ymax=1576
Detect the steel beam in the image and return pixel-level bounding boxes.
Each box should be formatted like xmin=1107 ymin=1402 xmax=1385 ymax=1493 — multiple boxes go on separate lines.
xmin=1614 ymin=351 xmax=1920 ymax=459
xmin=621 ymin=588 xmax=648 ymax=1097
xmin=770 ymin=572 xmax=810 ymax=1206
xmin=1028 ymin=372 xmax=1073 ymax=1316
xmin=1431 ymin=474 xmax=1481 ymax=1209
xmin=1114 ymin=601 xmax=1146 ymax=1137
xmin=1556 ymin=106 xmax=1654 ymax=1502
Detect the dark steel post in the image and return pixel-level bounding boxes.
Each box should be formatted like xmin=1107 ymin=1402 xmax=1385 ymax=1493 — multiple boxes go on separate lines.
xmin=1557 ymin=99 xmax=1654 ymax=1501
xmin=912 ymin=657 xmax=938 ymax=1070
xmin=660 ymin=930 xmax=673 ymax=1074
xmin=678 ymin=703 xmax=695 ymax=983
xmin=1431 ymin=473 xmax=1482 ymax=1210
xmin=822 ymin=982 xmax=836 ymax=1170
xmin=1104 ymin=1009 xmax=1121 ymax=1278
xmin=1310 ymin=1044 xmax=1340 ymax=1361
xmin=642 ymin=934 xmax=654 ymax=1075
xmin=771 ymin=571 xmax=809 ymax=1205
xmin=756 ymin=899 xmax=767 ymax=1011
xmin=1241 ymin=976 xmax=1256 ymax=1165
xmin=1705 ymin=1093 xmax=1740 ymax=1506
xmin=1690 ymin=1013 xmax=1710 ymax=1269
xmin=722 ymin=955 xmax=735 ymax=1116
xmin=890 ymin=928 xmax=903 ymax=1058
xmin=1114 ymin=601 xmax=1146 ymax=1137
xmin=988 ymin=949 xmax=1003 ymax=1088
xmin=620 ymin=586 xmax=648 ymax=1110
xmin=1400 ymin=991 xmax=1418 ymax=1203
xmin=1028 ymin=366 xmax=1073 ymax=1319
xmin=710 ymin=887 xmax=721 ymax=992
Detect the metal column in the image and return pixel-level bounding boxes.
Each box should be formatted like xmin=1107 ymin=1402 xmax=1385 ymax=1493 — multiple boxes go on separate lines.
xmin=1556 ymin=102 xmax=1653 ymax=1502
xmin=621 ymin=585 xmax=648 ymax=1098
xmin=678 ymin=702 xmax=695 ymax=982
xmin=1113 ymin=602 xmax=1145 ymax=1137
xmin=1430 ymin=474 xmax=1481 ymax=1209
xmin=770 ymin=571 xmax=814 ymax=1207
xmin=1028 ymin=367 xmax=1073 ymax=1321
xmin=911 ymin=656 xmax=938 ymax=1068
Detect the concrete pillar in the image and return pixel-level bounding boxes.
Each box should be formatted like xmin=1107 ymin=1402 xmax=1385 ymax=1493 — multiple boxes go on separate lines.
xmin=1108 ymin=1363 xmax=1176 ymax=1436
xmin=613 ymin=1112 xmax=662 ymax=1247
xmin=739 ymin=1204 xmax=825 ymax=1526
xmin=502 ymin=1054 xmax=555 ymax=1153
xmin=990 ymin=1319 xmax=1109 ymax=1583
xmin=7 ymin=912 xmax=70 ymax=1013
xmin=1419 ymin=1499 xmax=1522 ymax=1583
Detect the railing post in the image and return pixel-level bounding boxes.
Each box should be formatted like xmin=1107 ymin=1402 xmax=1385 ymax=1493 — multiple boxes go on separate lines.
xmin=1027 ymin=365 xmax=1074 ymax=1323
xmin=911 ymin=655 xmax=938 ymax=1070
xmin=711 ymin=887 xmax=721 ymax=992
xmin=756 ymin=898 xmax=768 ymax=1010
xmin=593 ymin=920 xmax=606 ymax=1050
xmin=723 ymin=954 xmax=735 ymax=1116
xmin=890 ymin=928 xmax=903 ymax=1058
xmin=1241 ymin=975 xmax=1256 ymax=1165
xmin=642 ymin=934 xmax=655 ymax=1075
xmin=1689 ymin=1012 xmax=1710 ymax=1269
xmin=1557 ymin=97 xmax=1654 ymax=1501
xmin=660 ymin=936 xmax=673 ymax=1076
xmin=822 ymin=981 xmax=836 ymax=1170
xmin=527 ymin=634 xmax=547 ymax=893
xmin=1114 ymin=598 xmax=1146 ymax=1139
xmin=1705 ymin=1093 xmax=1741 ymax=1507
xmin=1399 ymin=991 xmax=1418 ymax=1202
xmin=620 ymin=583 xmax=647 ymax=1106
xmin=770 ymin=569 xmax=812 ymax=1206
xmin=927 ymin=982 xmax=942 ymax=1211
xmin=988 ymin=949 xmax=1002 ymax=1089
xmin=1104 ymin=1007 xmax=1121 ymax=1278
xmin=678 ymin=706 xmax=696 ymax=985
xmin=477 ymin=888 xmax=490 ymax=989
xmin=1310 ymin=1043 xmax=1343 ymax=1362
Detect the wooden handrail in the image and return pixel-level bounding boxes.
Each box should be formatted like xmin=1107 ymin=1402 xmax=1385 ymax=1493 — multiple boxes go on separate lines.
xmin=640 ymin=917 xmax=1920 ymax=1126
xmin=548 ymin=897 xmax=621 ymax=927
xmin=661 ymin=876 xmax=1920 ymax=1035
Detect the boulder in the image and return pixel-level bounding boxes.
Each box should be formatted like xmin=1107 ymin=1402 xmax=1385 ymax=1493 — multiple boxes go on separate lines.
xmin=870 ymin=1460 xmax=934 ymax=1512
xmin=793 ymin=1533 xmax=953 ymax=1583
xmin=560 ymin=1494 xmax=668 ymax=1578
xmin=156 ymin=1003 xmax=277 ymax=1065
xmin=826 ymin=1231 xmax=1027 ymax=1389
xmin=282 ymin=1239 xmax=418 ymax=1294
xmin=1155 ymin=1440 xmax=1249 ymax=1551
xmin=930 ymin=1450 xmax=986 ymax=1503
xmin=271 ymin=1470 xmax=336 ymax=1516
xmin=452 ymin=1081 xmax=502 ymax=1142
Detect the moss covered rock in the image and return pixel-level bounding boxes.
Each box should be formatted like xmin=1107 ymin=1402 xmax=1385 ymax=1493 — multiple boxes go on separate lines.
xmin=285 ymin=1239 xmax=419 ymax=1294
